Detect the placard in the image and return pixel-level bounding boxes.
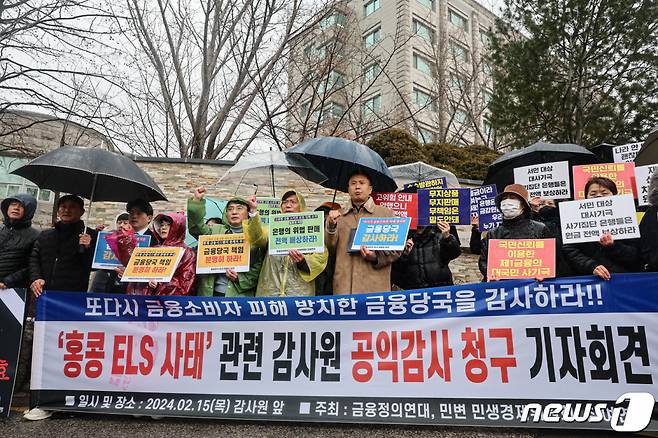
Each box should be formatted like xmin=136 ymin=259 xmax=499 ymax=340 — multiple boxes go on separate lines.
xmin=268 ymin=211 xmax=324 ymax=255
xmin=372 ymin=192 xmax=418 ymax=229
xmin=559 ymin=194 xmax=640 ymax=244
xmin=257 ymin=197 xmax=280 ymax=225
xmin=513 ymin=161 xmax=571 ymax=200
xmin=196 ymin=234 xmax=250 ymax=274
xmin=470 ymin=184 xmax=497 ymax=215
xmin=121 ymin=247 xmax=184 ymax=282
xmin=0 ymin=288 xmax=26 ymax=418
xmin=613 ymin=142 xmax=642 ymax=163
xmin=29 ymin=274 xmax=658 ymax=430
xmin=418 ymin=188 xmax=471 ymax=226
xmin=635 ymin=164 xmax=658 ymax=207
xmin=351 ymin=217 xmax=411 ymax=251
xmin=572 ymin=163 xmax=637 ymax=199
xmin=487 ymin=239 xmax=556 ymax=280
xmin=92 ymin=232 xmax=152 ymax=270
xmin=403 ymin=176 xmax=447 ymax=192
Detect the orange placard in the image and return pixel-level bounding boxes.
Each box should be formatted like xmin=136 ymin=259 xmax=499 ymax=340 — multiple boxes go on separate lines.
xmin=487 ymin=239 xmax=556 ymax=280
xmin=196 ymin=233 xmax=250 ymax=274
xmin=572 ymin=163 xmax=637 ymax=199
xmin=121 ymin=247 xmax=183 ymax=283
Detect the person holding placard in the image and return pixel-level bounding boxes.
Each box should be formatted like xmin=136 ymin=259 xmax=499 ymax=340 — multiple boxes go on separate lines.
xmin=326 ymin=170 xmax=401 ymax=294
xmin=187 ymin=187 xmax=265 ymax=298
xmin=245 ymin=190 xmax=328 ymax=297
xmin=639 ymin=173 xmax=658 ymax=272
xmin=89 ymin=213 xmax=133 ymax=294
xmin=478 ymin=184 xmax=551 ymax=281
xmin=562 ymin=177 xmax=640 ymax=280
xmin=109 ymin=212 xmax=196 ymax=295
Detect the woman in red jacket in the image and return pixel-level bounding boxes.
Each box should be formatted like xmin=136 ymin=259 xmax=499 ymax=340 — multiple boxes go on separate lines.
xmin=108 ymin=212 xmax=196 ymax=296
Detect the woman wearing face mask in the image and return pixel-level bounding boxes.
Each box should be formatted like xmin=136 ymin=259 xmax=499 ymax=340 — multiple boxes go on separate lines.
xmin=479 ymin=184 xmax=552 ymax=281
xmin=562 ymin=176 xmax=640 ymax=280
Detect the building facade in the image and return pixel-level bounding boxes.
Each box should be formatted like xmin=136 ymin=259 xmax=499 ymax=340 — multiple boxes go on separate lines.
xmin=287 ymin=0 xmax=498 ymax=148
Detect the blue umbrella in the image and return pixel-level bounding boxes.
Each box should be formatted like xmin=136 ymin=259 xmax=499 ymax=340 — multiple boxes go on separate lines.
xmin=286 ymin=136 xmax=397 ymax=192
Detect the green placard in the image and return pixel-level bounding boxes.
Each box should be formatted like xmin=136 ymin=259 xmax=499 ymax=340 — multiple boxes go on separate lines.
xmin=268 ymin=211 xmax=325 ymax=255
xmin=257 ymin=197 xmax=280 ymax=224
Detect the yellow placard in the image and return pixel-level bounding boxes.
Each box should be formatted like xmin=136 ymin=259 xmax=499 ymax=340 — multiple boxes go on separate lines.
xmin=196 ymin=233 xmax=250 ymax=274
xmin=637 ymin=212 xmax=645 ymax=224
xmin=121 ymin=247 xmax=184 ymax=283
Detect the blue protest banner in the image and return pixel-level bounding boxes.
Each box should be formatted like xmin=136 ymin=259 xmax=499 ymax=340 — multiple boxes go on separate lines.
xmin=351 ymin=217 xmax=411 ymax=251
xmin=477 ymin=195 xmax=503 ymax=231
xmin=92 ymin=232 xmax=152 ymax=269
xmin=418 ymin=188 xmax=471 ymax=225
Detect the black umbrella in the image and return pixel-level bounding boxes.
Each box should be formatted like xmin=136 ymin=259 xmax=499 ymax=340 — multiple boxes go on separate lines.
xmin=286 ymin=136 xmax=397 ymax=193
xmin=11 ymin=146 xmax=167 ymax=206
xmin=634 ymin=125 xmax=658 ymax=166
xmin=483 ymin=142 xmax=599 ymax=193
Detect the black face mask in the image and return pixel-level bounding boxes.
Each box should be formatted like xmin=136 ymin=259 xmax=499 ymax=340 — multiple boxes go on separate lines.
xmin=539 ymin=205 xmax=557 ymax=219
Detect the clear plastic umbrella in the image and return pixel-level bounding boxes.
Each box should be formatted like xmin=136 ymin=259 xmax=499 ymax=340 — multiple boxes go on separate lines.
xmin=389 ymin=161 xmax=460 ymax=188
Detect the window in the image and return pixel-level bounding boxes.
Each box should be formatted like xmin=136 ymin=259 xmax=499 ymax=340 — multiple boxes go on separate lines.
xmin=450 ymin=41 xmax=469 ymax=63
xmin=454 ymin=108 xmax=468 ymax=124
xmin=413 ymin=53 xmax=433 ymax=75
xmin=364 ymin=63 xmax=381 ymax=82
xmin=481 ymin=61 xmax=492 ymax=76
xmin=6 ymin=184 xmax=20 ymax=197
xmin=26 ymin=186 xmax=38 ymax=198
xmin=38 ymin=189 xmax=52 ymax=202
xmin=327 ymin=102 xmax=345 ymax=118
xmin=412 ymin=19 xmax=434 ymax=42
xmin=417 ymin=0 xmax=435 ymax=11
xmin=412 ymin=87 xmax=433 ymax=108
xmin=0 ymin=183 xmax=7 ymax=197
xmin=480 ymin=30 xmax=492 ymax=45
xmin=364 ymin=0 xmax=381 ymax=17
xmin=363 ymin=94 xmax=381 ymax=116
xmin=301 ymin=101 xmax=310 ymax=117
xmin=363 ymin=27 xmax=381 ymax=48
xmin=320 ymin=12 xmax=347 ymax=30
xmin=449 ymin=73 xmax=462 ymax=90
xmin=448 ymin=9 xmax=468 ymax=31
xmin=317 ymin=70 xmax=345 ymax=94
xmin=416 ymin=128 xmax=435 ymax=144
xmin=483 ymin=90 xmax=493 ymax=105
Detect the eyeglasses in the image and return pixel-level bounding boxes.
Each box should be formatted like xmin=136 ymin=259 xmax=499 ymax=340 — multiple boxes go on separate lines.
xmin=282 ymin=199 xmax=298 ymax=205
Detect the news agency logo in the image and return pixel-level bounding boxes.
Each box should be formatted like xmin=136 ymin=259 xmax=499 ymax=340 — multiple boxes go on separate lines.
xmin=520 ymin=392 xmax=655 ymax=432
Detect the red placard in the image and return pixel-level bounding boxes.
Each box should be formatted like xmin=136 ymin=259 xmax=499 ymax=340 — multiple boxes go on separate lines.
xmin=372 ymin=192 xmax=418 ymax=229
xmin=572 ymin=163 xmax=637 ymax=199
xmin=487 ymin=239 xmax=556 ymax=280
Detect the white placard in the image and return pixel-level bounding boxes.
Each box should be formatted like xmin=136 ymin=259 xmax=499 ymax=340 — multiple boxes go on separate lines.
xmin=559 ymin=194 xmax=640 ymax=244
xmin=613 ymin=142 xmax=642 ymax=163
xmin=635 ymin=165 xmax=658 ymax=207
xmin=513 ymin=161 xmax=571 ymax=200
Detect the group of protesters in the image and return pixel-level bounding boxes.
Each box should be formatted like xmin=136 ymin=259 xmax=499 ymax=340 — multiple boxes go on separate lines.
xmin=2 ymin=169 xmax=658 ymax=305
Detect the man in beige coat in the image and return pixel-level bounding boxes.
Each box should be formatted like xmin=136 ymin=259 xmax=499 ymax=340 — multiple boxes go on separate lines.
xmin=326 ymin=171 xmax=401 ymax=294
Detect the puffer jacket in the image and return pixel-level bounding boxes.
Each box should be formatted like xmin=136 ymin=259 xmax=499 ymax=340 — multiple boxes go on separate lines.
xmin=29 ymin=220 xmax=98 ymax=292
xmin=0 ymin=194 xmax=40 ymax=288
xmin=392 ymin=226 xmax=461 ymax=289
xmin=562 ymin=239 xmax=640 ymax=276
xmin=479 ymin=213 xmax=552 ymax=280
xmin=640 ymin=173 xmax=658 ymax=272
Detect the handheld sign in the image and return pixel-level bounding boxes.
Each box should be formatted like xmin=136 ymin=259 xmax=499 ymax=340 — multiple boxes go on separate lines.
xmin=487 ymin=239 xmax=556 ymax=280
xmin=268 ymin=211 xmax=324 ymax=255
xmin=572 ymin=163 xmax=637 ymax=199
xmin=470 ymin=184 xmax=497 ymax=215
xmin=196 ymin=233 xmax=250 ymax=274
xmin=403 ymin=176 xmax=447 ymax=192
xmin=635 ymin=164 xmax=658 ymax=206
xmin=372 ymin=192 xmax=418 ymax=229
xmin=92 ymin=232 xmax=151 ymax=270
xmin=351 ymin=217 xmax=411 ymax=251
xmin=121 ymin=247 xmax=184 ymax=283
xmin=513 ymin=161 xmax=571 ymax=200
xmin=613 ymin=142 xmax=642 ymax=163
xmin=477 ymin=196 xmax=503 ymax=232
xmin=257 ymin=197 xmax=280 ymax=225
xmin=560 ymin=194 xmax=640 ymax=244
xmin=418 ymin=188 xmax=471 ymax=226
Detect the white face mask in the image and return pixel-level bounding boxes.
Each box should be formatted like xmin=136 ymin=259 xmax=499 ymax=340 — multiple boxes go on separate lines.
xmin=500 ymin=198 xmax=523 ymax=219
